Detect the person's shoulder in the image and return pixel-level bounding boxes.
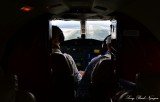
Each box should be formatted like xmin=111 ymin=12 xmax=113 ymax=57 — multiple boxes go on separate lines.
xmin=91 ymin=55 xmax=101 ymax=61
xmin=63 ymin=53 xmax=74 ymax=59
xmin=63 ymin=53 xmax=71 ymax=57
xmin=101 ymin=54 xmax=111 ymax=60
xmin=88 ymin=55 xmax=102 ymax=65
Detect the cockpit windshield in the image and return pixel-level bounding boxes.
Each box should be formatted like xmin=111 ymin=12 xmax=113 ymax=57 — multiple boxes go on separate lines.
xmin=51 ymin=20 xmax=81 ymax=40
xmin=86 ymin=20 xmax=111 ymax=40
xmin=51 ymin=19 xmax=112 ymax=41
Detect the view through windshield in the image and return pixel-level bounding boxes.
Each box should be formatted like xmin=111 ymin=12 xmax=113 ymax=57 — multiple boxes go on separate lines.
xmin=86 ymin=20 xmax=111 ymax=40
xmin=51 ymin=20 xmax=112 ymax=41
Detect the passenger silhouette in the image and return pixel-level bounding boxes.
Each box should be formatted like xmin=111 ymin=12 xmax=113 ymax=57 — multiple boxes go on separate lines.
xmin=76 ymin=35 xmax=112 ymax=102
xmin=51 ymin=25 xmax=82 ymax=88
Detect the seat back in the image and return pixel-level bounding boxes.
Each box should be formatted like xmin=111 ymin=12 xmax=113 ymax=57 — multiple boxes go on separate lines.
xmin=15 ymin=90 xmax=36 ymax=102
xmin=112 ymin=73 xmax=160 ymax=102
xmin=0 ymin=74 xmax=36 ymax=102
xmin=48 ymin=52 xmax=75 ymax=102
xmin=0 ymin=75 xmax=16 ymax=102
xmin=90 ymin=59 xmax=117 ymax=102
xmin=136 ymin=73 xmax=160 ymax=101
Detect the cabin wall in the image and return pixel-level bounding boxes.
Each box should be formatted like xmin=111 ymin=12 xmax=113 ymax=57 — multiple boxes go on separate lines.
xmin=0 ymin=24 xmax=18 ymax=63
xmin=117 ymin=13 xmax=160 ymax=81
xmin=0 ymin=11 xmax=45 ymax=65
xmin=1 ymin=13 xmax=53 ymax=102
xmin=118 ymin=0 xmax=160 ymax=40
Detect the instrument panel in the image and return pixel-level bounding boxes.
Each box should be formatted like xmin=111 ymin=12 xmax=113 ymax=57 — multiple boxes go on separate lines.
xmin=60 ymin=39 xmax=103 ymax=71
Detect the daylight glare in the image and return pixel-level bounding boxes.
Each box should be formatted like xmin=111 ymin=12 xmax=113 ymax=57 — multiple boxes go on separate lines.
xmin=51 ymin=20 xmax=113 ymax=41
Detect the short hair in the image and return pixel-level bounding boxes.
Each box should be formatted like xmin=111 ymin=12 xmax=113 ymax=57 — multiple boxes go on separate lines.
xmin=52 ymin=26 xmax=64 ymax=42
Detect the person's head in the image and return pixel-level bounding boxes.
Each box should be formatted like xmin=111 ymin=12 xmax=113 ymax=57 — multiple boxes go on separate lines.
xmin=52 ymin=26 xmax=64 ymax=48
xmin=102 ymin=35 xmax=111 ymax=52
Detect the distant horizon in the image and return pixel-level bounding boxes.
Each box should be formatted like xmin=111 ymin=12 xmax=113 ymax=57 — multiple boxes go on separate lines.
xmin=51 ymin=20 xmax=114 ymax=41
xmin=51 ymin=20 xmax=111 ymax=28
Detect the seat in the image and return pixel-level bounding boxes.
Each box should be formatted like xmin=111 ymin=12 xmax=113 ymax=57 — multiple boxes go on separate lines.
xmin=90 ymin=59 xmax=117 ymax=102
xmin=113 ymin=73 xmax=160 ymax=102
xmin=0 ymin=74 xmax=36 ymax=102
xmin=135 ymin=73 xmax=160 ymax=102
xmin=15 ymin=90 xmax=36 ymax=102
xmin=0 ymin=74 xmax=16 ymax=102
xmin=48 ymin=52 xmax=75 ymax=102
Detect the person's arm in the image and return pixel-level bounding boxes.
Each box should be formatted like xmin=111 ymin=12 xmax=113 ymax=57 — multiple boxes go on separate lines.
xmin=73 ymin=64 xmax=82 ymax=84
xmin=65 ymin=54 xmax=82 ymax=84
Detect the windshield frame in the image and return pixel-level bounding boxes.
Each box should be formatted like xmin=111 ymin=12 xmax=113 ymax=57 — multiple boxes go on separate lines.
xmin=51 ymin=18 xmax=114 ymax=41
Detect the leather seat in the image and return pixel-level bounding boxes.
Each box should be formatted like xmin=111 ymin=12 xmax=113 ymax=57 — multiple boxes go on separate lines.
xmin=136 ymin=73 xmax=160 ymax=102
xmin=113 ymin=73 xmax=160 ymax=102
xmin=15 ymin=90 xmax=36 ymax=102
xmin=0 ymin=74 xmax=36 ymax=102
xmin=90 ymin=59 xmax=117 ymax=102
xmin=0 ymin=75 xmax=16 ymax=102
xmin=48 ymin=52 xmax=75 ymax=102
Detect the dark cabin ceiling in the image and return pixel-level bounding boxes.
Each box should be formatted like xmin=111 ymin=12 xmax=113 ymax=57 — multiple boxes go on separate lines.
xmin=0 ymin=0 xmax=133 ymax=24
xmin=1 ymin=0 xmax=160 ymax=40
xmin=47 ymin=0 xmax=132 ymax=19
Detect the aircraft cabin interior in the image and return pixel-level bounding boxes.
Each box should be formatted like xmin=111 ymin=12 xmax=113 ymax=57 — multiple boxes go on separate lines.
xmin=0 ymin=0 xmax=160 ymax=102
